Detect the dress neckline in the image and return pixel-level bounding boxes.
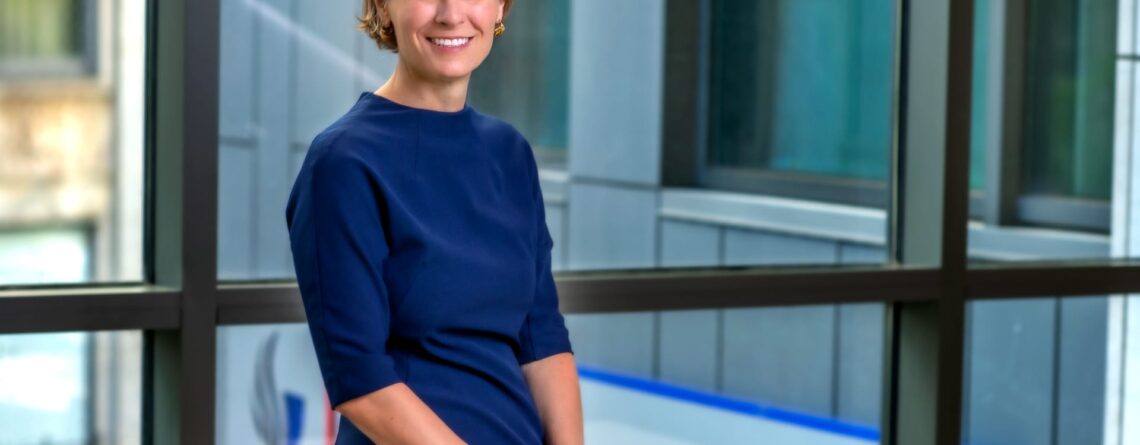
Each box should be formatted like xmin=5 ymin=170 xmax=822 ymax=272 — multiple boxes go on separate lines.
xmin=359 ymin=91 xmax=473 ymax=117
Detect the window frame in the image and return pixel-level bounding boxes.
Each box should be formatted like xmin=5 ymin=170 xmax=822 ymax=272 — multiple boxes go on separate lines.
xmin=0 ymin=0 xmax=99 ymax=79
xmin=695 ymin=0 xmax=1113 ymax=234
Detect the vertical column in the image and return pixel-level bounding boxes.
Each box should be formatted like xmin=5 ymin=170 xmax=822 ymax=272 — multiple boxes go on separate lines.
xmin=148 ymin=0 xmax=221 ymax=442
xmin=1108 ymin=1 xmax=1139 ymax=443
xmin=566 ymin=0 xmax=665 ymax=271
xmin=883 ymin=1 xmax=973 ymax=445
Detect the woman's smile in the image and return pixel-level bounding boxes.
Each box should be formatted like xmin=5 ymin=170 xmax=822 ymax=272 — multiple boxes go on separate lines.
xmin=427 ymin=35 xmax=473 ymax=53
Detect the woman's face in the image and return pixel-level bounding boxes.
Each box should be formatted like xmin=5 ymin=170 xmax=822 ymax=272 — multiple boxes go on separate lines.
xmin=384 ymin=0 xmax=504 ymax=82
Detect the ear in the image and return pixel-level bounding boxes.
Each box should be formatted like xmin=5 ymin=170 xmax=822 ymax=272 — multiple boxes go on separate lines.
xmin=497 ymin=0 xmax=505 ymax=21
xmin=377 ymin=0 xmax=390 ymax=26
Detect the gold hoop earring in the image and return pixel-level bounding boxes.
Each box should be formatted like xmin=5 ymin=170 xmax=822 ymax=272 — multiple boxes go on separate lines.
xmin=493 ymin=21 xmax=505 ymax=37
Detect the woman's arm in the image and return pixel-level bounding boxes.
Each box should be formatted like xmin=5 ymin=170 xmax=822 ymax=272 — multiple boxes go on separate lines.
xmin=287 ymin=139 xmax=464 ymax=444
xmin=336 ymin=383 xmax=466 ymax=444
xmin=521 ymin=352 xmax=583 ymax=445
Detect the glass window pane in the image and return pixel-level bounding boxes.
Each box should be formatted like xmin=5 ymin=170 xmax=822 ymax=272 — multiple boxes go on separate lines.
xmin=221 ymin=0 xmax=902 ymax=276
xmin=217 ymin=306 xmax=885 ymax=445
xmin=216 ymin=0 xmax=572 ymax=279
xmin=0 ymin=330 xmax=142 ymax=445
xmin=967 ymin=0 xmax=1125 ymax=262
xmin=708 ymin=0 xmax=895 ymax=183
xmin=961 ymin=296 xmax=1135 ymax=444
xmin=0 ymin=0 xmax=147 ymax=285
xmin=570 ymin=306 xmax=882 ymax=444
xmin=697 ymin=0 xmax=897 ymax=268
xmin=0 ymin=0 xmax=86 ymax=76
xmin=1022 ymin=0 xmax=1115 ymax=200
xmin=216 ymin=324 xmax=330 ymax=444
xmin=469 ymin=0 xmax=569 ymax=155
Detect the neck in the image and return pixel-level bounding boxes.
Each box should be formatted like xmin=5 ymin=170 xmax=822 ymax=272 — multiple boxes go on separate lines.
xmin=375 ymin=61 xmax=470 ymax=112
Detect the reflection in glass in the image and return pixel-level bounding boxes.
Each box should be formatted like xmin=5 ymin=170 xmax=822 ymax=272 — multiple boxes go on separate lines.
xmin=217 ymin=324 xmax=332 ymax=444
xmin=217 ymin=0 xmax=571 ymax=280
xmin=967 ymin=0 xmax=1125 ymax=261
xmin=0 ymin=331 xmax=142 ymax=445
xmin=568 ymin=306 xmax=882 ymax=444
xmin=708 ymin=0 xmax=895 ymax=183
xmin=0 ymin=0 xmax=147 ymax=285
xmin=469 ymin=0 xmax=569 ymax=155
xmin=961 ymin=296 xmax=1138 ymax=444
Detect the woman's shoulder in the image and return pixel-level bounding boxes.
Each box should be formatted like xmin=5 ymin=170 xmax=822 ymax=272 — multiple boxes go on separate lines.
xmin=469 ymin=110 xmax=535 ymax=166
xmin=304 ymin=105 xmax=418 ymax=165
xmin=471 ymin=109 xmax=525 ymax=144
xmin=296 ymin=125 xmax=403 ymax=189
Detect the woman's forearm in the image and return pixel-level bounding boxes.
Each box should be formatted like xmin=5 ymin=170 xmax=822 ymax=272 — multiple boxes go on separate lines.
xmin=521 ymin=352 xmax=584 ymax=445
xmin=336 ymin=382 xmax=467 ymax=444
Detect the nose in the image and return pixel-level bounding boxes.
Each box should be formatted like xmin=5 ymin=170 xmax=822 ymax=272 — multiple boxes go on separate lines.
xmin=434 ymin=0 xmax=465 ymax=27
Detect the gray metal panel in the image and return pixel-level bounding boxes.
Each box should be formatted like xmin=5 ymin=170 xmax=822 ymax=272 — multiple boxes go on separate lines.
xmin=964 ymin=299 xmax=1055 ymax=445
xmin=657 ymin=309 xmax=718 ymax=392
xmin=567 ymin=183 xmax=658 ymax=270
xmin=1056 ymin=296 xmax=1107 ymax=445
xmin=217 ymin=146 xmax=254 ymax=280
xmin=564 ymin=312 xmax=655 ymax=378
xmin=722 ymin=306 xmax=836 ymax=418
xmin=837 ymin=303 xmax=885 ymax=426
xmin=660 ymin=219 xmax=720 ymax=267
xmin=568 ymin=0 xmax=664 ymax=186
xmin=723 ymin=228 xmax=838 ymax=266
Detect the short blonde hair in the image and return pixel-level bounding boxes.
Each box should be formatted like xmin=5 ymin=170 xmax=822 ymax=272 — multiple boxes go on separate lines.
xmin=359 ymin=0 xmax=514 ymax=53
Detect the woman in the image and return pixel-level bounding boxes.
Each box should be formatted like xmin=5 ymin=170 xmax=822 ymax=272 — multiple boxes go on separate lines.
xmin=284 ymin=0 xmax=583 ymax=443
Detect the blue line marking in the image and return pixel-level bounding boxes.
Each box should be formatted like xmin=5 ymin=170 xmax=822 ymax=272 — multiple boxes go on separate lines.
xmin=576 ymin=364 xmax=880 ymax=442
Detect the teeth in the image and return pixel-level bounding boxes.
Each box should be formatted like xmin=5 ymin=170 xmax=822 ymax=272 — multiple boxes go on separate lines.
xmin=430 ymin=37 xmax=470 ymax=47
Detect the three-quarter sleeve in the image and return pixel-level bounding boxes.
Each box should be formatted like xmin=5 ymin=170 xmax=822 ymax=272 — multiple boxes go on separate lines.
xmin=515 ymin=142 xmax=575 ymax=365
xmin=286 ymin=136 xmax=403 ymax=408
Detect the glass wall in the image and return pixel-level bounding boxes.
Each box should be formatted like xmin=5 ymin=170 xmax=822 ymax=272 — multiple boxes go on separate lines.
xmin=214 ymin=307 xmax=884 ymax=445
xmin=708 ymin=0 xmax=895 ymax=186
xmin=469 ymin=0 xmax=569 ymax=160
xmin=213 ymin=0 xmax=895 ymax=441
xmin=0 ymin=331 xmax=142 ymax=445
xmin=569 ymin=305 xmax=882 ymax=444
xmin=216 ymin=323 xmax=329 ymax=444
xmin=0 ymin=0 xmax=147 ymax=286
xmin=216 ymin=0 xmax=570 ymax=280
xmin=966 ymin=0 xmax=1120 ymax=260
xmin=961 ymin=296 xmax=1132 ymax=444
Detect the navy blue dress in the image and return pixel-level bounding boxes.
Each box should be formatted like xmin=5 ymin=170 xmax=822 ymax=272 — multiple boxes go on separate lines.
xmin=285 ymin=91 xmax=574 ymax=444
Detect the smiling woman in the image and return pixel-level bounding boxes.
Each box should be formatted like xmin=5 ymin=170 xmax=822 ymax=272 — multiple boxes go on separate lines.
xmin=282 ymin=1 xmax=582 ymax=444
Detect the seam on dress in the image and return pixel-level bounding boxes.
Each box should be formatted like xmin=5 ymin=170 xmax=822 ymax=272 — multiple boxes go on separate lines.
xmin=309 ymin=129 xmax=351 ymax=402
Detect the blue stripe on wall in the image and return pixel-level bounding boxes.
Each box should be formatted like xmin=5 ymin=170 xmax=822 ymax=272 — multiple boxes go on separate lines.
xmin=576 ymin=364 xmax=880 ymax=442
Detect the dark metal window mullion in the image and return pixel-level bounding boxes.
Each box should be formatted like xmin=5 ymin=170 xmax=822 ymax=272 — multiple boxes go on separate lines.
xmin=883 ymin=1 xmax=974 ymax=445
xmin=144 ymin=0 xmax=221 ymax=442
